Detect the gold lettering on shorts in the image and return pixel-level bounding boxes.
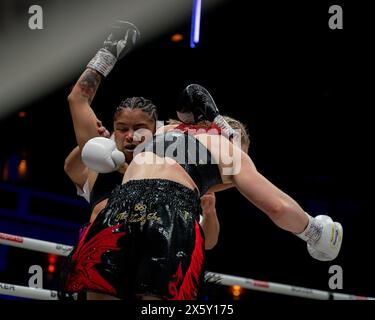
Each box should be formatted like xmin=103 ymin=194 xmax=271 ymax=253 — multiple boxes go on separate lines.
xmin=128 ymin=212 xmax=161 ymax=224
xmin=114 ymin=207 xmax=161 ymax=224
xmin=147 ymin=212 xmax=161 ymax=222
xmin=114 ymin=212 xmax=129 ymax=222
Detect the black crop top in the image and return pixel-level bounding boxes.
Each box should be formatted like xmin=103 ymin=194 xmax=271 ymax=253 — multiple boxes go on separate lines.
xmin=89 ymin=171 xmax=123 ymax=211
xmin=142 ymin=130 xmax=223 ymax=195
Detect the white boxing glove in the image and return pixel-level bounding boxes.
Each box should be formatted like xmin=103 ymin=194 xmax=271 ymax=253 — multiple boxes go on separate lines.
xmin=82 ymin=137 xmax=125 ymax=173
xmin=296 ymin=214 xmax=343 ymax=261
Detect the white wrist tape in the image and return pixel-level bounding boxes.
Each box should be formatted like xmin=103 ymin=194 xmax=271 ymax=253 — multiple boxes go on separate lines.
xmin=213 ymin=115 xmax=240 ymax=143
xmin=295 ymin=213 xmax=323 ymax=245
xmin=87 ymin=48 xmax=117 ymax=77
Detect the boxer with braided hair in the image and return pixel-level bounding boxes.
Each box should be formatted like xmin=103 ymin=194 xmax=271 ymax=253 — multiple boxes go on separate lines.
xmin=64 ymin=22 xmax=220 ymax=257
xmin=66 ymin=84 xmax=342 ymax=300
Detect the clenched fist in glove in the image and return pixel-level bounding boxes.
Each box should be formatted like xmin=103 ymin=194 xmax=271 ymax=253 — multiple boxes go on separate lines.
xmin=87 ymin=20 xmax=140 ymax=77
xmin=177 ymin=84 xmax=239 ymax=141
xmin=82 ymin=137 xmax=125 ymax=173
xmin=296 ymin=213 xmax=343 ymax=261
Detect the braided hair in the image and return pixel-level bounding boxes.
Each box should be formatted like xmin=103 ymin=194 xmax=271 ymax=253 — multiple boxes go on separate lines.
xmin=113 ymin=97 xmax=158 ymax=122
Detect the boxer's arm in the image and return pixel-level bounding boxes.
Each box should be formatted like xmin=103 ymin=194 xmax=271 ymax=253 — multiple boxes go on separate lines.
xmin=67 ymin=21 xmax=140 ymax=151
xmin=200 ymin=193 xmax=220 ymax=250
xmin=232 ymin=151 xmax=309 ymax=233
xmin=207 ymin=183 xmax=235 ymax=193
xmin=67 ymin=69 xmax=103 ymax=150
xmin=232 ymin=150 xmax=343 ymax=260
xmin=64 ymin=146 xmax=88 ymax=191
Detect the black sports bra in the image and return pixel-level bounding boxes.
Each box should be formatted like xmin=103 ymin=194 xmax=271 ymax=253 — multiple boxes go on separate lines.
xmin=142 ymin=130 xmax=223 ymax=195
xmin=89 ymin=171 xmax=123 ymax=211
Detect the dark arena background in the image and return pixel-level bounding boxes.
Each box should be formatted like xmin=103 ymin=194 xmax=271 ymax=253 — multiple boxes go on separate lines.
xmin=0 ymin=0 xmax=373 ymax=308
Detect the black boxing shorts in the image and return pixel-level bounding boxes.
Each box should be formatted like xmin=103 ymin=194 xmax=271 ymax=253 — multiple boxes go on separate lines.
xmin=62 ymin=179 xmax=205 ymax=300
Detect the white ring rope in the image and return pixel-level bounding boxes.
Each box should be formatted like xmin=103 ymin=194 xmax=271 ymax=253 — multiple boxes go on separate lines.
xmin=0 ymin=282 xmax=58 ymax=300
xmin=204 ymin=272 xmax=374 ymax=300
xmin=0 ymin=232 xmax=73 ymax=256
xmin=1 ymin=231 xmax=374 ymax=300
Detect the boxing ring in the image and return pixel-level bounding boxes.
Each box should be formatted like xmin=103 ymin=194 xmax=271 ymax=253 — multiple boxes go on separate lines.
xmin=1 ymin=232 xmax=373 ymax=300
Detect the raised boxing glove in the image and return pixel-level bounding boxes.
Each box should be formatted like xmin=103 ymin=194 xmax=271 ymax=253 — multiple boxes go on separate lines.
xmin=177 ymin=84 xmax=239 ymax=141
xmin=87 ymin=20 xmax=140 ymax=77
xmin=177 ymin=84 xmax=220 ymax=124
